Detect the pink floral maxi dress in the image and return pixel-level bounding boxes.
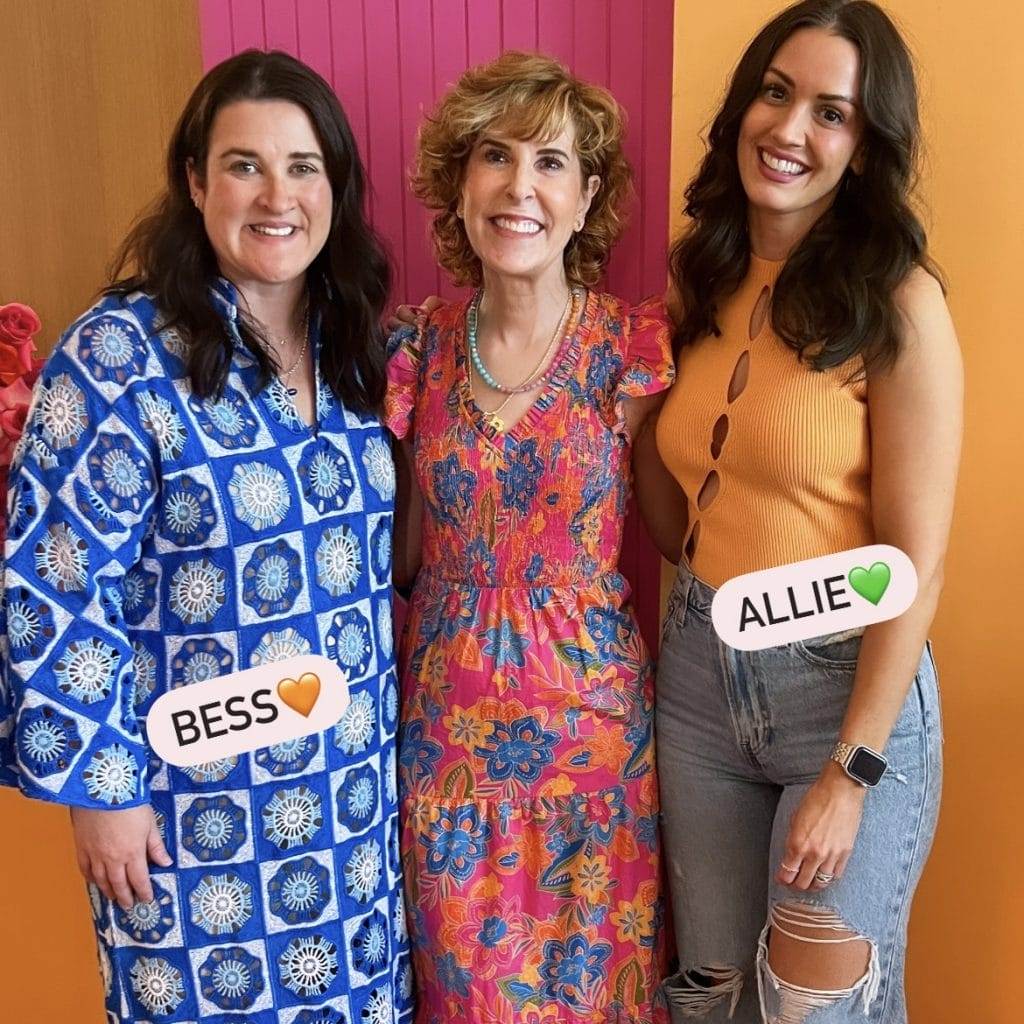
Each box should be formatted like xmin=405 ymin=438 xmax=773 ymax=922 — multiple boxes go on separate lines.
xmin=385 ymin=293 xmax=674 ymax=1024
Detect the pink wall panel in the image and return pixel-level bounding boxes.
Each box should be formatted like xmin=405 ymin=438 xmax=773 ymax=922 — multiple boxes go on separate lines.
xmin=197 ymin=0 xmax=675 ymax=647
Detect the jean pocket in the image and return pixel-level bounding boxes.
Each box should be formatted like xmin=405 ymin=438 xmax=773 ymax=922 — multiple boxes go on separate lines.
xmin=792 ymin=627 xmax=864 ymax=670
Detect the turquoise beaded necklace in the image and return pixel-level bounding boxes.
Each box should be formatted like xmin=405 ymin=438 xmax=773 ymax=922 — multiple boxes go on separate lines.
xmin=466 ymin=287 xmax=580 ymax=396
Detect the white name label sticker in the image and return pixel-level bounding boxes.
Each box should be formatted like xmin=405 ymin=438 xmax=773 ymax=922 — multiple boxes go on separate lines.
xmin=147 ymin=655 xmax=350 ymax=767
xmin=710 ymin=544 xmax=918 ymax=651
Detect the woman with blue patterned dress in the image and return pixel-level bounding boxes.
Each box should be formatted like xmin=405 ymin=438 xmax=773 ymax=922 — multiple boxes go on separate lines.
xmin=0 ymin=51 xmax=410 ymax=1024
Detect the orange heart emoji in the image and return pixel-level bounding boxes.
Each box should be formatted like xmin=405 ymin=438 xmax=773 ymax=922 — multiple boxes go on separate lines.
xmin=277 ymin=672 xmax=321 ymax=717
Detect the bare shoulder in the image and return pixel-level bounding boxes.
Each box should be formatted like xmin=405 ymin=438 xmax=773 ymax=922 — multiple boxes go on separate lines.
xmin=869 ymin=265 xmax=961 ymax=400
xmin=890 ymin=265 xmax=959 ymax=364
xmin=895 ymin=266 xmax=951 ymax=332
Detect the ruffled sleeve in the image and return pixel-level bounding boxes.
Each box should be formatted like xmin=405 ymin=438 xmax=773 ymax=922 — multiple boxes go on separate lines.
xmin=616 ymin=295 xmax=676 ymax=403
xmin=383 ymin=319 xmax=427 ymax=441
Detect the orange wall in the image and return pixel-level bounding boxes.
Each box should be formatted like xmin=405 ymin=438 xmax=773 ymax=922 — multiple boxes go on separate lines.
xmin=670 ymin=2 xmax=1024 ymax=1021
xmin=0 ymin=1 xmax=201 ymax=1014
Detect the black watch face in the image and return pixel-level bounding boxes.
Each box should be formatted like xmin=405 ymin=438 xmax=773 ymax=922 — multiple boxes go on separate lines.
xmin=849 ymin=747 xmax=887 ymax=786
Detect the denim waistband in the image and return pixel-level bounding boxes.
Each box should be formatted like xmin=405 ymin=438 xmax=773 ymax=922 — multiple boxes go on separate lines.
xmin=666 ymin=559 xmax=870 ymax=646
xmin=668 ymin=560 xmax=717 ymax=620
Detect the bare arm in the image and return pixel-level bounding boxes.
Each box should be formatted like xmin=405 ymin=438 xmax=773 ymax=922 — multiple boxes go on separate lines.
xmin=392 ymin=438 xmax=422 ymax=588
xmin=779 ymin=267 xmax=963 ymax=891
xmin=631 ymin=401 xmax=688 ymax=564
xmin=837 ymin=269 xmax=962 ymax=753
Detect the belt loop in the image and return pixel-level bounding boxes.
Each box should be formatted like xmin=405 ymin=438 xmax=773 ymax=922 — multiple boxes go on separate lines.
xmin=665 ymin=560 xmax=693 ymax=630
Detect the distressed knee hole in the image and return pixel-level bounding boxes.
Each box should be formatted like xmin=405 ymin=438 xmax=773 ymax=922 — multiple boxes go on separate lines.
xmin=664 ymin=964 xmax=743 ymax=1018
xmin=756 ymin=903 xmax=880 ymax=1024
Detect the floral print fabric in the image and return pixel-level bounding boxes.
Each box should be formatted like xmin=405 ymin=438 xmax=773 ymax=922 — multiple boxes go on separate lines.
xmin=1 ymin=284 xmax=411 ymax=1023
xmin=386 ymin=292 xmax=674 ymax=1024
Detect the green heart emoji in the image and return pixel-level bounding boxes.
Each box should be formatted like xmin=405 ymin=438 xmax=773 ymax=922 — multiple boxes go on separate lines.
xmin=848 ymin=562 xmax=891 ymax=605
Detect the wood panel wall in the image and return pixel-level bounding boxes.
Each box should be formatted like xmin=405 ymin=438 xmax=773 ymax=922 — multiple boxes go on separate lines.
xmin=198 ymin=0 xmax=676 ymax=643
xmin=0 ymin=2 xmax=202 ymax=1017
xmin=0 ymin=0 xmax=202 ymax=351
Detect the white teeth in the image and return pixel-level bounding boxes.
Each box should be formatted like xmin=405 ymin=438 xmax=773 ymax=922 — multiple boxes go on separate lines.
xmin=494 ymin=217 xmax=541 ymax=234
xmin=760 ymin=150 xmax=807 ymax=175
xmin=251 ymin=225 xmax=295 ymax=236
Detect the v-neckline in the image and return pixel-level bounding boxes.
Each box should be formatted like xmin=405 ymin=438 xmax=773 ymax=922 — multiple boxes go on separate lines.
xmin=457 ymin=290 xmax=594 ymax=445
xmin=258 ymin=325 xmax=327 ymax=439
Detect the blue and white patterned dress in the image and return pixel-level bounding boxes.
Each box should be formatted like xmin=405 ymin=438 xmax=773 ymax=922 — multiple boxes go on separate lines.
xmin=0 ymin=282 xmax=411 ymax=1024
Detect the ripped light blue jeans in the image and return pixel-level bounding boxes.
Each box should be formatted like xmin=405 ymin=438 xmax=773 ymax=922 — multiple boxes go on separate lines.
xmin=656 ymin=563 xmax=943 ymax=1023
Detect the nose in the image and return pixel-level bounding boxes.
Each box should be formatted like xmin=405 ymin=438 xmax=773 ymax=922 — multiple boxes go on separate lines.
xmin=259 ymin=171 xmax=294 ymax=213
xmin=505 ymin=159 xmax=536 ymax=203
xmin=769 ymin=102 xmax=810 ymax=149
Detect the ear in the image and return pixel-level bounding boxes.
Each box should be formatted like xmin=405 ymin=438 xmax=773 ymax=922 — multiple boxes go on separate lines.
xmin=849 ymin=146 xmax=865 ymax=176
xmin=576 ymin=175 xmax=601 ymax=228
xmin=186 ymin=157 xmax=206 ymax=207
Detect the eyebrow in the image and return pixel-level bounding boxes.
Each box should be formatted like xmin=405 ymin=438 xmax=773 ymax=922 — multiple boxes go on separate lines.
xmin=218 ymin=148 xmax=324 ymax=161
xmin=765 ymin=66 xmax=857 ymax=105
xmin=477 ymin=135 xmax=571 ymax=160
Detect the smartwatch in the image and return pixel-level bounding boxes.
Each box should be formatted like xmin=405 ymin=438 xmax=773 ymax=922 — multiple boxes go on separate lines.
xmin=830 ymin=741 xmax=887 ymax=787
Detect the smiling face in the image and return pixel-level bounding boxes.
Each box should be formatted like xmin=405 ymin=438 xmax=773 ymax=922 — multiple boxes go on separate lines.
xmin=738 ymin=27 xmax=864 ymax=248
xmin=458 ymin=123 xmax=600 ymax=287
xmin=187 ymin=99 xmax=333 ymax=296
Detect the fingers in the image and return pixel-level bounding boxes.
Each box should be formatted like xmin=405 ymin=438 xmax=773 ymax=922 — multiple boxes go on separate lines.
xmin=421 ymin=295 xmax=443 ymax=313
xmin=809 ymin=854 xmax=840 ymax=891
xmin=777 ymin=833 xmax=822 ymax=891
xmin=779 ymin=845 xmax=848 ymax=891
xmin=147 ymin=825 xmax=173 ymax=868
xmin=106 ymin=862 xmax=136 ymax=911
xmin=90 ymin=860 xmax=114 ymax=904
xmin=776 ymin=857 xmax=801 ymax=888
xmin=126 ymin=855 xmax=155 ymax=906
xmin=794 ymin=853 xmax=822 ymax=891
xmin=389 ymin=304 xmax=425 ymax=329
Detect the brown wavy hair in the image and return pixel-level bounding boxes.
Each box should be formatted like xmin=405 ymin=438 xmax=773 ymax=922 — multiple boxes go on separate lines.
xmin=108 ymin=49 xmax=390 ymax=411
xmin=669 ymin=0 xmax=944 ymax=371
xmin=412 ymin=51 xmax=631 ymax=288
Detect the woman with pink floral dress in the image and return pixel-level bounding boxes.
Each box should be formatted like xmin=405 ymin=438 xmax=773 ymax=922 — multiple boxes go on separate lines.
xmin=385 ymin=53 xmax=673 ymax=1024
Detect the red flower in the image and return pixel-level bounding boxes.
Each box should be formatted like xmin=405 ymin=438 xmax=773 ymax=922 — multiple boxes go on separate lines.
xmin=0 ymin=303 xmax=41 ymax=345
xmin=0 ymin=303 xmax=42 ymax=387
xmin=0 ymin=377 xmax=35 ymax=468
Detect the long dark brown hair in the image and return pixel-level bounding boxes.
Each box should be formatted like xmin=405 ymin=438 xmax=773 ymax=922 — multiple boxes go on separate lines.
xmin=669 ymin=0 xmax=943 ymax=371
xmin=109 ymin=49 xmax=390 ymax=410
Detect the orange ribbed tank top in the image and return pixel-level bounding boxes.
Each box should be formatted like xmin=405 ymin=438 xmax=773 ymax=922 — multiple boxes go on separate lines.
xmin=657 ymin=255 xmax=873 ymax=588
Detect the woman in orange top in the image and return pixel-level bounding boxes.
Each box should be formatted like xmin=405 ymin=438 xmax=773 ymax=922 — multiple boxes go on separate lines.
xmin=633 ymin=2 xmax=961 ymax=1022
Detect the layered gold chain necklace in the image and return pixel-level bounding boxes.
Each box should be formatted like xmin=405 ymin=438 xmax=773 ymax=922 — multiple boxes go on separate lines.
xmin=468 ymin=287 xmax=583 ymax=432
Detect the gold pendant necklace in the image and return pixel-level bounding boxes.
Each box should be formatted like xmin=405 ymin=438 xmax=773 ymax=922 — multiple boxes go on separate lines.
xmin=473 ymin=288 xmax=581 ymax=433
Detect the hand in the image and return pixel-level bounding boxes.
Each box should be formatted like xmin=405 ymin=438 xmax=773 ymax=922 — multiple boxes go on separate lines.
xmin=776 ymin=762 xmax=867 ymax=891
xmin=70 ymin=804 xmax=172 ymax=910
xmin=385 ymin=295 xmax=443 ymax=333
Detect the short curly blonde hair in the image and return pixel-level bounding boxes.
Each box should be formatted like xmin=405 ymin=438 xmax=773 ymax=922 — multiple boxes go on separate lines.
xmin=412 ymin=51 xmax=632 ymax=288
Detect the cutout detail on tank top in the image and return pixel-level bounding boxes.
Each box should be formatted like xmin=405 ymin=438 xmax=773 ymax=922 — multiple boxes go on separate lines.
xmin=684 ymin=519 xmax=701 ymax=563
xmin=749 ymin=284 xmax=771 ymax=340
xmin=710 ymin=414 xmax=729 ymax=460
xmin=697 ymin=469 xmax=720 ymax=511
xmin=727 ymin=350 xmax=750 ymax=404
